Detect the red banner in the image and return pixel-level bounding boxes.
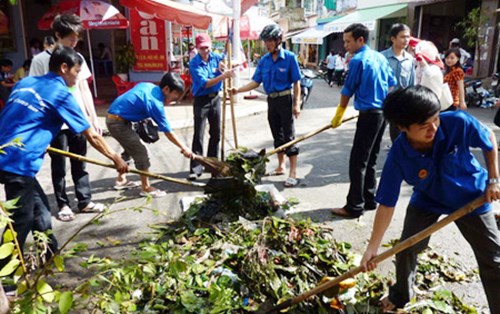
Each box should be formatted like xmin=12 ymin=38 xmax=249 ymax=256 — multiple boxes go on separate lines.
xmin=130 ymin=9 xmax=167 ymax=72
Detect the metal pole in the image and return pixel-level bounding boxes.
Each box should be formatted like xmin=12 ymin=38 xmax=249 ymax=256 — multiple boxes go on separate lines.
xmin=232 ymin=0 xmax=241 ymax=103
xmin=18 ymin=0 xmax=28 ymax=60
xmin=86 ymin=30 xmax=98 ymax=98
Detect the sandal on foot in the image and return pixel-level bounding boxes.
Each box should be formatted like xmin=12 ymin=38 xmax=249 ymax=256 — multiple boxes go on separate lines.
xmin=265 ymin=169 xmax=286 ymax=177
xmin=80 ymin=202 xmax=105 ymax=213
xmin=139 ymin=189 xmax=167 ymax=198
xmin=283 ymin=177 xmax=299 ymax=187
xmin=114 ymin=180 xmax=140 ymax=190
xmin=379 ymin=296 xmax=397 ymax=313
xmin=57 ymin=205 xmax=75 ymax=222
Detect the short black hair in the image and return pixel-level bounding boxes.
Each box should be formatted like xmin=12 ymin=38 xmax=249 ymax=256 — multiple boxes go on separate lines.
xmin=23 ymin=59 xmax=32 ymax=68
xmin=389 ymin=23 xmax=410 ymax=38
xmin=43 ymin=35 xmax=56 ymax=46
xmin=384 ymin=85 xmax=441 ymax=129
xmin=48 ymin=45 xmax=83 ymax=73
xmin=0 ymin=59 xmax=13 ymax=67
xmin=159 ymin=72 xmax=184 ymax=92
xmin=344 ymin=23 xmax=369 ymax=42
xmin=52 ymin=14 xmax=83 ymax=39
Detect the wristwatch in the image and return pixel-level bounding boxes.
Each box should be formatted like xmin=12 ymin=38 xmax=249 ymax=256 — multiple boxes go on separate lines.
xmin=488 ymin=178 xmax=500 ymax=184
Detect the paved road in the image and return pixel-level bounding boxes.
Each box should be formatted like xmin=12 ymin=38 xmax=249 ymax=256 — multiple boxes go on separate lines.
xmin=2 ymin=74 xmax=499 ymax=312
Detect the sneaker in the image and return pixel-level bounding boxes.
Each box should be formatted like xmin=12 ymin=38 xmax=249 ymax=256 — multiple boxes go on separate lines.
xmin=139 ymin=189 xmax=167 ymax=198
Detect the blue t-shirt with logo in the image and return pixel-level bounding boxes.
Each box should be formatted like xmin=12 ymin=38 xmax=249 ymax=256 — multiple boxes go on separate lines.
xmin=253 ymin=48 xmax=301 ymax=95
xmin=108 ymin=82 xmax=172 ymax=133
xmin=376 ymin=111 xmax=492 ymax=215
xmin=0 ymin=73 xmax=90 ymax=177
xmin=189 ymin=52 xmax=225 ymax=97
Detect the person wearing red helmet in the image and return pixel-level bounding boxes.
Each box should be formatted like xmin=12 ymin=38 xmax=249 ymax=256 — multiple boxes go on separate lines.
xmin=188 ymin=33 xmax=235 ymax=180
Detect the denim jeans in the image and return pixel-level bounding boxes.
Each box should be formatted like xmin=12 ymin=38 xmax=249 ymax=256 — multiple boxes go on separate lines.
xmin=0 ymin=170 xmax=58 ymax=258
xmin=345 ymin=110 xmax=386 ymax=215
xmin=389 ymin=204 xmax=500 ymax=313
xmin=48 ymin=129 xmax=91 ymax=210
xmin=190 ymin=94 xmax=221 ymax=174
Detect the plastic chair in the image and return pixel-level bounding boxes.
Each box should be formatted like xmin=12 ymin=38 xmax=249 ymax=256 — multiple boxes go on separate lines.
xmin=112 ymin=75 xmax=137 ymax=96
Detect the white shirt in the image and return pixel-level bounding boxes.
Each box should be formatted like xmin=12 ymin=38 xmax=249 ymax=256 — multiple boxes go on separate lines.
xmin=29 ymin=49 xmax=93 ymax=128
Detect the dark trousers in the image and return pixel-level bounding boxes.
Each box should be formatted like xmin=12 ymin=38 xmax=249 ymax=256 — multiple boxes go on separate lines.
xmin=0 ymin=170 xmax=58 ymax=258
xmin=327 ymin=69 xmax=334 ymax=84
xmin=190 ymin=95 xmax=221 ymax=174
xmin=334 ymin=69 xmax=344 ymax=86
xmin=346 ymin=110 xmax=386 ymax=215
xmin=389 ymin=204 xmax=500 ymax=312
xmin=48 ymin=129 xmax=91 ymax=210
xmin=267 ymin=94 xmax=298 ymax=156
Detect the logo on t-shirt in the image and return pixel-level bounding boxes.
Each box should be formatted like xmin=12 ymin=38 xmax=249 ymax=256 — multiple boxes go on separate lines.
xmin=418 ymin=169 xmax=428 ymax=179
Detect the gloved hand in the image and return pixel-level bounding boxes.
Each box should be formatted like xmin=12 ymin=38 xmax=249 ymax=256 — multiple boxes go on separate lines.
xmin=331 ymin=105 xmax=346 ymax=128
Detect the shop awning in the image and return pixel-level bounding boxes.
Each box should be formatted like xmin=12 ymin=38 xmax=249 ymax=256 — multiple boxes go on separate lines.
xmin=291 ymin=25 xmax=333 ymax=45
xmin=120 ymin=0 xmax=213 ymax=29
xmin=323 ymin=4 xmax=407 ymax=33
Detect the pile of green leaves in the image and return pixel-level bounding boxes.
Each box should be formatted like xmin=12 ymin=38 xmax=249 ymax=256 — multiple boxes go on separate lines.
xmin=71 ymin=217 xmax=384 ymax=313
xmin=184 ymin=148 xmax=278 ymax=223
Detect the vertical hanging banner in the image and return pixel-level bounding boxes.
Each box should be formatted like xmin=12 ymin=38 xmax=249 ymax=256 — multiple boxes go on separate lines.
xmin=130 ymin=9 xmax=167 ymax=72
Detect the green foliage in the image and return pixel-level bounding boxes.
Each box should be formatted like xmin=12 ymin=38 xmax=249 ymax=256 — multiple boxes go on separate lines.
xmin=456 ymin=7 xmax=489 ymax=49
xmin=116 ymin=42 xmax=137 ymax=73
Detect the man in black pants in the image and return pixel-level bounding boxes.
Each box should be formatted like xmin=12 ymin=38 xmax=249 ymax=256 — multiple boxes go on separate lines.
xmin=232 ymin=24 xmax=302 ymax=187
xmin=188 ymin=33 xmax=234 ymax=180
xmin=330 ymin=23 xmax=396 ymax=217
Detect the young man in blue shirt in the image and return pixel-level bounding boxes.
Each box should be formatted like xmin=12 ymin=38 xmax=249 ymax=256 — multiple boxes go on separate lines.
xmin=106 ymin=72 xmax=193 ymax=198
xmin=361 ymin=86 xmax=500 ymax=312
xmin=232 ymin=24 xmax=302 ymax=187
xmin=188 ymin=33 xmax=234 ymax=180
xmin=0 ymin=46 xmax=128 ymax=260
xmin=30 ymin=14 xmax=103 ymax=222
xmin=331 ymin=23 xmax=397 ymax=217
xmin=381 ymin=23 xmax=415 ymax=143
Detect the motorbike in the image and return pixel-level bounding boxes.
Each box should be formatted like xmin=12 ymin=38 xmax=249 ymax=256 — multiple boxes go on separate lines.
xmin=300 ymin=68 xmax=314 ymax=109
xmin=465 ymin=78 xmax=497 ymax=108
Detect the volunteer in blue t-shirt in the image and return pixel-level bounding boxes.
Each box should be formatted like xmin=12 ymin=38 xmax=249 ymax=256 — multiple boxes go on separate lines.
xmin=331 ymin=23 xmax=397 ymax=218
xmin=0 ymin=46 xmax=128 ymax=260
xmin=188 ymin=33 xmax=234 ymax=180
xmin=361 ymin=86 xmax=500 ymax=313
xmin=106 ymin=72 xmax=193 ymax=198
xmin=232 ymin=24 xmax=302 ymax=188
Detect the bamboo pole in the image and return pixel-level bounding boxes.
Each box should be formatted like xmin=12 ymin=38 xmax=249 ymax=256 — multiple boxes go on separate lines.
xmin=221 ymin=79 xmax=227 ymax=160
xmin=261 ymin=195 xmax=487 ymax=313
xmin=227 ymin=41 xmax=238 ymax=148
xmin=47 ymin=147 xmax=206 ymax=188
xmin=266 ymin=115 xmax=358 ymax=157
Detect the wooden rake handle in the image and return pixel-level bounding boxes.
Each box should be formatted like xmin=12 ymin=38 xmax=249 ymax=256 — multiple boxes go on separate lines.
xmin=47 ymin=147 xmax=206 ymax=188
xmin=264 ymin=195 xmax=487 ymax=313
xmin=266 ymin=115 xmax=358 ymax=157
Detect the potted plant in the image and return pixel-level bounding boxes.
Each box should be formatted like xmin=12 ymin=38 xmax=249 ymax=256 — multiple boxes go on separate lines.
xmin=115 ymin=42 xmax=136 ymax=81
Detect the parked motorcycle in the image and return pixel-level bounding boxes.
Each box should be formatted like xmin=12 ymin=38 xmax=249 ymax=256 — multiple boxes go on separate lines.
xmin=465 ymin=78 xmax=497 ymax=108
xmin=300 ymin=68 xmax=314 ymax=109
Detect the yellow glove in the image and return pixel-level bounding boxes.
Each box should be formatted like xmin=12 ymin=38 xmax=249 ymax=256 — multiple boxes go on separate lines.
xmin=331 ymin=105 xmax=346 ymax=128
